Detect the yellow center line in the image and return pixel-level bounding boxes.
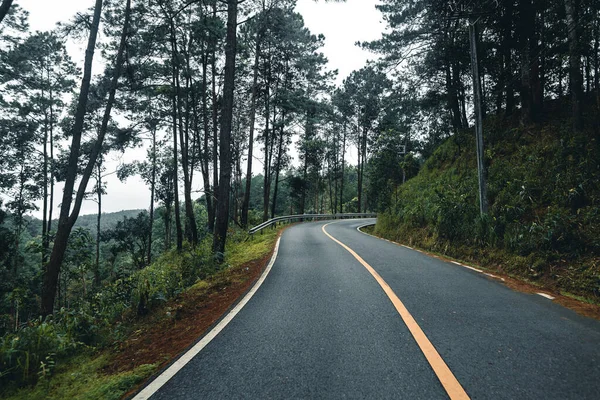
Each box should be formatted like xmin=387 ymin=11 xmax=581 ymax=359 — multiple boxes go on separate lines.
xmin=322 ymin=222 xmax=470 ymax=400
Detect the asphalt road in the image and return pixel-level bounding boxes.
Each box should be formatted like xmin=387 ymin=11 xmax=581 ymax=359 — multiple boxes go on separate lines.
xmin=145 ymin=219 xmax=600 ymax=399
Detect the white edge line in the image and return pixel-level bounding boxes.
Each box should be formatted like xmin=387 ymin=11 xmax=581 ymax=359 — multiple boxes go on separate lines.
xmin=484 ymin=273 xmax=506 ymax=282
xmin=356 ymin=224 xmax=511 ymax=282
xmin=537 ymin=293 xmax=555 ymax=300
xmin=460 ymin=265 xmax=482 ymax=273
xmin=133 ymin=237 xmax=282 ymax=400
xmin=356 ymin=222 xmax=376 ymax=234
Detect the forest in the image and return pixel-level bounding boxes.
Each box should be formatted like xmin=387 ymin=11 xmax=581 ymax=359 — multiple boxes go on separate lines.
xmin=0 ymin=0 xmax=599 ymax=396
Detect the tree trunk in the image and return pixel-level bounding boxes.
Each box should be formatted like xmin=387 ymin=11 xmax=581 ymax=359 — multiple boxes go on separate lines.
xmin=183 ymin=38 xmax=199 ymax=245
xmin=233 ymin=149 xmax=242 ymax=225
xmin=565 ymin=0 xmax=584 ymax=131
xmin=501 ymin=0 xmax=515 ymax=115
xmin=460 ymin=86 xmax=469 ymax=127
xmin=339 ymin=122 xmax=346 ymax=214
xmin=200 ymin=48 xmax=214 ymax=231
xmin=213 ymin=0 xmax=238 ymax=258
xmin=332 ymin=127 xmax=338 ymax=214
xmin=41 ymin=0 xmax=105 ymax=316
xmin=517 ymin=0 xmax=540 ymax=123
xmin=301 ymin=157 xmax=307 ymax=215
xmin=13 ymin=163 xmax=25 ymax=278
xmin=594 ymin=17 xmax=599 ymax=113
xmin=42 ymin=0 xmax=132 ymax=315
xmin=166 ymin=12 xmax=184 ymax=251
xmin=357 ymin=125 xmax=367 ymax=213
xmin=444 ymin=20 xmax=462 ymax=132
xmin=209 ymin=1 xmax=219 ymax=233
xmin=262 ymin=76 xmax=272 ymax=222
xmin=446 ymin=60 xmax=462 ymax=132
xmin=271 ymin=115 xmax=285 ymax=219
xmin=164 ymin=203 xmax=172 ymax=249
xmin=94 ymin=165 xmax=101 ymax=288
xmin=241 ymin=33 xmax=261 ymax=228
xmin=171 ymin=86 xmax=183 ymax=251
xmin=357 ymin=139 xmax=362 ymax=213
xmin=48 ymin=95 xmax=55 ymax=247
xmin=148 ymin=127 xmax=157 ymax=265
xmin=42 ymin=102 xmax=49 ymax=267
xmin=531 ymin=4 xmax=543 ymax=115
xmin=175 ymin=47 xmax=197 ymax=246
xmin=0 ymin=0 xmax=13 ymax=25
xmin=327 ymin=146 xmax=334 ymax=214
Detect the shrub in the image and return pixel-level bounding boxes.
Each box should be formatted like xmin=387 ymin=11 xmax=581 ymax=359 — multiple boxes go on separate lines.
xmin=0 ymin=316 xmax=81 ymax=387
xmin=133 ymin=240 xmax=213 ymax=315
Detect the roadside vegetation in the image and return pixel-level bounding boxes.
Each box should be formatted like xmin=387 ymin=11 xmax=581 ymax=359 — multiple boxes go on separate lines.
xmin=1 ymin=228 xmax=280 ymax=399
xmin=375 ymin=99 xmax=600 ymax=302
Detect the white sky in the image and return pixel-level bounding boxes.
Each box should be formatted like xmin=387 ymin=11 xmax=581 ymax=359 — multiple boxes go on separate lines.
xmin=18 ymin=0 xmax=383 ymax=218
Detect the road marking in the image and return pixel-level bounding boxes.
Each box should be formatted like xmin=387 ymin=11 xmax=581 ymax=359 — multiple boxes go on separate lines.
xmin=357 ymin=224 xmax=509 ymax=285
xmin=483 ymin=273 xmax=506 ymax=282
xmin=459 ymin=264 xmax=482 ymax=273
xmin=537 ymin=293 xmax=555 ymax=300
xmin=322 ymin=223 xmax=470 ymax=400
xmin=133 ymin=237 xmax=282 ymax=400
xmin=356 ymin=223 xmax=416 ymax=251
xmin=356 ymin=222 xmax=376 ymax=234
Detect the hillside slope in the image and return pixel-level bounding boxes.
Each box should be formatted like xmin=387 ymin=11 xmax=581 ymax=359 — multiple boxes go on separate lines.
xmin=376 ymin=100 xmax=600 ymax=301
xmin=21 ymin=209 xmax=146 ymax=237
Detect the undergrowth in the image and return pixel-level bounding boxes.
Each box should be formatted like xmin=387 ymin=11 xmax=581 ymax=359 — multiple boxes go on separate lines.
xmin=0 ymin=228 xmax=280 ymax=399
xmin=3 ymin=353 xmax=156 ymax=400
xmin=376 ymin=109 xmax=600 ymax=302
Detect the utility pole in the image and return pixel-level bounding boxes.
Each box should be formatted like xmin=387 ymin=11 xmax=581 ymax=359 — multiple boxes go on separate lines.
xmin=449 ymin=0 xmax=492 ymax=217
xmin=468 ymin=17 xmax=489 ymax=216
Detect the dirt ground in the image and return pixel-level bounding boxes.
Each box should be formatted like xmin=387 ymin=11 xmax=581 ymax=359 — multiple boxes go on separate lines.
xmin=109 ymin=237 xmax=279 ymax=398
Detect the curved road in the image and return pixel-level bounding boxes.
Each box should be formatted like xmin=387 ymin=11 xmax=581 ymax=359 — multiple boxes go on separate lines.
xmin=139 ymin=219 xmax=600 ymax=399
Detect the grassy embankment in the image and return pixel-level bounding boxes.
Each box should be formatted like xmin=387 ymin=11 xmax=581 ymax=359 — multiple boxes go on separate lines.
xmin=375 ymin=100 xmax=600 ymax=304
xmin=1 ymin=228 xmax=280 ymax=400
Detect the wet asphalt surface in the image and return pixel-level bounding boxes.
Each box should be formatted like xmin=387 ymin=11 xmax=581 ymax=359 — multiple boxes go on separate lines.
xmin=149 ymin=219 xmax=600 ymax=399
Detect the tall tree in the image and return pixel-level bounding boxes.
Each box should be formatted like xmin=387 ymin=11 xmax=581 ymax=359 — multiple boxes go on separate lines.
xmin=41 ymin=0 xmax=132 ymax=316
xmin=213 ymin=0 xmax=239 ymax=258
xmin=6 ymin=32 xmax=77 ymax=266
xmin=240 ymin=1 xmax=268 ymax=228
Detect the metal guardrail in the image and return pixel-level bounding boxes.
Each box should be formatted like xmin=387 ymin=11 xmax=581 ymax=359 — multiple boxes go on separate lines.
xmin=249 ymin=213 xmax=377 ymax=235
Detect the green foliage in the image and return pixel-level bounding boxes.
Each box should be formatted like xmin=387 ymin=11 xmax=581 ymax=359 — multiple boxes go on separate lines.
xmin=0 ymin=316 xmax=79 ymax=387
xmin=227 ymin=228 xmax=278 ymax=268
xmin=102 ymin=212 xmax=152 ymax=271
xmin=133 ymin=238 xmax=213 ymax=314
xmin=2 ymin=353 xmax=156 ymax=400
xmin=0 ymin=303 xmax=123 ymax=389
xmin=376 ymin=113 xmax=600 ymax=300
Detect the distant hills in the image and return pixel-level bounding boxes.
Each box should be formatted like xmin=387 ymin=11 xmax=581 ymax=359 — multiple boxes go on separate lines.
xmin=22 ymin=209 xmax=147 ymax=237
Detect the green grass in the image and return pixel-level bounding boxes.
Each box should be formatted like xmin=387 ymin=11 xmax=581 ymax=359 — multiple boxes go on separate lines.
xmin=226 ymin=228 xmax=279 ymax=268
xmin=3 ymin=353 xmax=156 ymax=400
xmin=375 ymin=110 xmax=600 ymax=302
xmin=560 ymin=291 xmax=599 ymax=305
